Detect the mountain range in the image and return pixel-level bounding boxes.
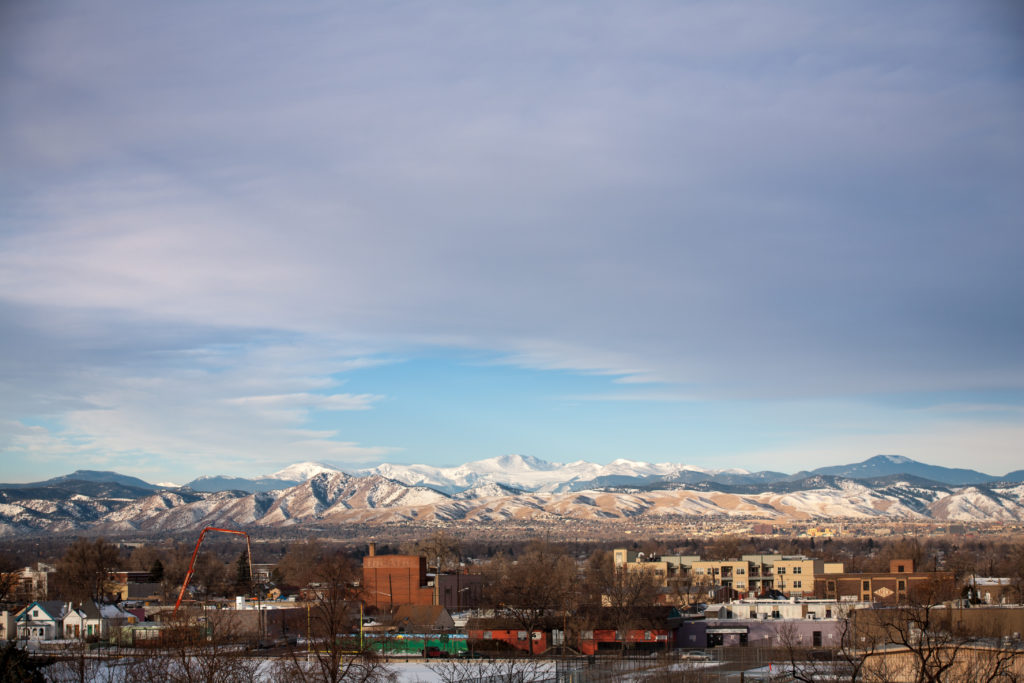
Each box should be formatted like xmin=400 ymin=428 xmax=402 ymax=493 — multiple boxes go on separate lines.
xmin=183 ymin=453 xmax=1021 ymax=494
xmin=2 ymin=455 xmax=1023 ymax=536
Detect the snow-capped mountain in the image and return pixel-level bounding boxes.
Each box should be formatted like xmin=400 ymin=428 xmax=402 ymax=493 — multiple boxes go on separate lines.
xmin=183 ymin=461 xmax=344 ymax=493
xmin=270 ymin=461 xmax=342 ymax=481
xmin=172 ymin=454 xmax=1002 ymax=497
xmin=360 ymin=454 xmax=754 ymax=494
xmin=3 ymin=455 xmax=1023 ymax=536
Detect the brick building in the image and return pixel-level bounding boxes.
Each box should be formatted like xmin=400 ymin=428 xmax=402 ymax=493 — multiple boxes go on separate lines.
xmin=361 ymin=544 xmax=434 ymax=610
xmin=813 ymin=559 xmax=955 ymax=604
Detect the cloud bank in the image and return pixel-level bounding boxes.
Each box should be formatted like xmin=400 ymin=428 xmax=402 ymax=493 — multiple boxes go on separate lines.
xmin=0 ymin=1 xmax=1021 ymax=479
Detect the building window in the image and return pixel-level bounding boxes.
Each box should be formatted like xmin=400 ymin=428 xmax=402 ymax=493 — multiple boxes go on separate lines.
xmin=897 ymin=565 xmax=905 ymax=573
xmin=813 ymin=631 xmax=822 ymax=647
xmin=862 ymin=581 xmax=870 ymax=591
xmin=778 ymin=567 xmax=786 ymax=575
xmin=793 ymin=567 xmax=802 ymax=574
xmin=898 ymin=580 xmax=906 ymax=590
xmin=737 ymin=568 xmax=745 ymax=575
xmin=827 ymin=581 xmax=836 ymax=592
xmin=793 ymin=580 xmax=802 ymax=588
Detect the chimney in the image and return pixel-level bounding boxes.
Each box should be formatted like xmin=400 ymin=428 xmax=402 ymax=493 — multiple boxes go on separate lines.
xmin=368 ymin=542 xmax=376 ymax=557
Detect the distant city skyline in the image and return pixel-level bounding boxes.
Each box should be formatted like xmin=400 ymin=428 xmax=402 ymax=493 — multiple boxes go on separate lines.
xmin=1 ymin=2 xmax=1022 ymax=484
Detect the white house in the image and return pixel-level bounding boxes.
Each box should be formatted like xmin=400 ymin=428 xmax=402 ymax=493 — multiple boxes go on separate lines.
xmin=16 ymin=601 xmax=68 ymax=641
xmin=64 ymin=601 xmax=136 ymax=639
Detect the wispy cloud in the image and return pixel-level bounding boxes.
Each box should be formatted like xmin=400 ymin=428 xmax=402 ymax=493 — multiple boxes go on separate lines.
xmin=0 ymin=1 xmax=1021 ymax=480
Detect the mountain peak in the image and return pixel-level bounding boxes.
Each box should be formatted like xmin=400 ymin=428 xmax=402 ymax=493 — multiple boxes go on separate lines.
xmin=475 ymin=454 xmax=557 ymax=472
xmin=872 ymin=454 xmax=915 ymax=464
xmin=271 ymin=462 xmax=341 ymax=481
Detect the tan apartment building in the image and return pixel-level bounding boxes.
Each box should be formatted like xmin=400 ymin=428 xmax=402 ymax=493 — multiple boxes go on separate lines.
xmin=613 ymin=550 xmax=690 ymax=589
xmin=773 ymin=557 xmax=825 ymax=596
xmin=613 ymin=550 xmax=844 ymax=600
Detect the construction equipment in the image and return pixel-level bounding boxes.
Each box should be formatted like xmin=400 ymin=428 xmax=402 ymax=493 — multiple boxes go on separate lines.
xmin=173 ymin=526 xmax=253 ymax=614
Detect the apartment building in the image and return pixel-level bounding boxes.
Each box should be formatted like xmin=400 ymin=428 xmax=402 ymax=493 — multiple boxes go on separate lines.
xmin=613 ymin=550 xmax=684 ymax=588
xmin=613 ymin=549 xmax=844 ymax=600
xmin=773 ymin=557 xmax=824 ymax=596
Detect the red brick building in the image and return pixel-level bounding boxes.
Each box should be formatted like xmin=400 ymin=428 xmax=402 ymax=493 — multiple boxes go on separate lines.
xmin=813 ymin=559 xmax=955 ymax=605
xmin=361 ymin=545 xmax=435 ymax=610
xmin=465 ymin=626 xmax=550 ymax=655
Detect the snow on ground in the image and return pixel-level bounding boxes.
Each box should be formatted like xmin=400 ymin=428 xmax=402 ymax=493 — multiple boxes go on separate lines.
xmin=33 ymin=656 xmax=724 ymax=682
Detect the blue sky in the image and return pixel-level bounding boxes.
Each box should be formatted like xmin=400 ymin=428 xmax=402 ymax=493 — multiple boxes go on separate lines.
xmin=1 ymin=1 xmax=1022 ymax=483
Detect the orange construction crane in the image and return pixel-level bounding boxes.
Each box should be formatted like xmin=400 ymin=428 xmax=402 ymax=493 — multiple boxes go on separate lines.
xmin=173 ymin=526 xmax=253 ymax=614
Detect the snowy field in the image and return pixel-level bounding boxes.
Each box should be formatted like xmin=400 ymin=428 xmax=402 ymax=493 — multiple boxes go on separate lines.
xmin=35 ymin=654 xmax=722 ymax=682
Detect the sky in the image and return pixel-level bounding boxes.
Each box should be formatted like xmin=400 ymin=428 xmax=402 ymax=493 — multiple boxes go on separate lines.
xmin=1 ymin=1 xmax=1022 ymax=484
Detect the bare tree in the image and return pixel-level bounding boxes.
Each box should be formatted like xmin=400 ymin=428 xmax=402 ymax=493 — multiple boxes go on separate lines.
xmin=484 ymin=541 xmax=576 ymax=656
xmin=42 ymin=640 xmax=126 ymax=683
xmin=275 ymin=552 xmax=391 ymax=683
xmin=1007 ymin=545 xmax=1024 ymax=605
xmin=637 ymin=664 xmax=720 ymax=683
xmin=191 ymin=551 xmax=230 ymax=601
xmin=125 ymin=609 xmax=263 ymax=683
xmin=778 ymin=605 xmax=886 ymax=683
xmin=428 ymin=655 xmax=549 ymax=683
xmin=666 ymin=570 xmax=704 ymax=607
xmin=854 ymin=579 xmax=980 ymax=683
xmin=0 ymin=642 xmax=47 ymax=682
xmin=52 ymin=539 xmax=121 ymax=603
xmin=584 ymin=551 xmax=660 ymax=654
xmin=126 ymin=544 xmax=162 ymax=572
xmin=403 ymin=531 xmax=461 ymax=573
xmin=0 ymin=552 xmax=20 ymax=604
xmin=276 ymin=538 xmax=326 ymax=589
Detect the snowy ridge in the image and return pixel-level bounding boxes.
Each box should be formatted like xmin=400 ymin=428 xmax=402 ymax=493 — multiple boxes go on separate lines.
xmin=4 ymin=473 xmax=1024 ymax=535
xmin=3 ymin=455 xmax=1023 ymax=535
xmin=360 ymin=454 xmax=750 ymax=494
xmin=270 ymin=461 xmax=343 ymax=481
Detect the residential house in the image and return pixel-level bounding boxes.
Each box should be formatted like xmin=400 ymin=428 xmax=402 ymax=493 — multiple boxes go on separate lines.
xmin=16 ymin=601 xmax=68 ymax=640
xmin=63 ymin=601 xmax=136 ymax=640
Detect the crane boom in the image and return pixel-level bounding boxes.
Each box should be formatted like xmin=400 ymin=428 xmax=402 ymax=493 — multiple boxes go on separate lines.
xmin=173 ymin=526 xmax=253 ymax=614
